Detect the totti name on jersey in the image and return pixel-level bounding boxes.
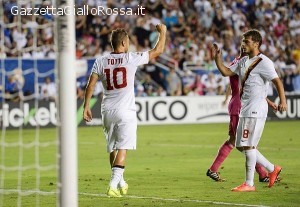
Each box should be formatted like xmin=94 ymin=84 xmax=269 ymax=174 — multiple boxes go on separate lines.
xmin=107 ymin=58 xmax=123 ymax=65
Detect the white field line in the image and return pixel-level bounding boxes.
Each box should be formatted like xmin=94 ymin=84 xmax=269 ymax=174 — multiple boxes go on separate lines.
xmin=78 ymin=141 xmax=98 ymax=145
xmin=78 ymin=141 xmax=298 ymax=151
xmin=0 ymin=189 xmax=270 ymax=207
xmin=151 ymin=143 xmax=299 ymax=151
xmin=79 ymin=192 xmax=270 ymax=207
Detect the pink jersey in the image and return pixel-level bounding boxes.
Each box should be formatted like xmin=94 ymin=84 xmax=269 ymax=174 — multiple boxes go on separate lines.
xmin=228 ymin=75 xmax=241 ymax=115
xmin=228 ymin=58 xmax=241 ymax=115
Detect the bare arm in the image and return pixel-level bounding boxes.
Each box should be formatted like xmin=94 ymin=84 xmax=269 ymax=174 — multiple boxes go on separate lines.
xmin=149 ymin=24 xmax=167 ymax=60
xmin=83 ymin=73 xmax=99 ymax=122
xmin=222 ymin=84 xmax=231 ymax=106
xmin=212 ymin=43 xmax=236 ymax=77
xmin=272 ymin=77 xmax=287 ymax=112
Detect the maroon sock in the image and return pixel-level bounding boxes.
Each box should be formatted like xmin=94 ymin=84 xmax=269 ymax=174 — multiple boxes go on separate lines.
xmin=255 ymin=163 xmax=268 ymax=178
xmin=210 ymin=141 xmax=234 ymax=172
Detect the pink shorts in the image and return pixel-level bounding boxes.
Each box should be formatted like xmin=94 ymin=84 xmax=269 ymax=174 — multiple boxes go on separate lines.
xmin=228 ymin=115 xmax=239 ymax=137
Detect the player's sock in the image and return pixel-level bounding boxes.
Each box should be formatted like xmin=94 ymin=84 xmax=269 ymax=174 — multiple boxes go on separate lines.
xmin=255 ymin=163 xmax=268 ymax=178
xmin=119 ymin=172 xmax=126 ymax=188
xmin=210 ymin=141 xmax=234 ymax=172
xmin=109 ymin=165 xmax=124 ymax=189
xmin=244 ymin=149 xmax=256 ymax=187
xmin=256 ymin=150 xmax=275 ymax=172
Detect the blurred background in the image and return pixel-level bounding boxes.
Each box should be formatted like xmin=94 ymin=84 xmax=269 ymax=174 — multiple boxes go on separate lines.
xmin=1 ymin=0 xmax=299 ymax=103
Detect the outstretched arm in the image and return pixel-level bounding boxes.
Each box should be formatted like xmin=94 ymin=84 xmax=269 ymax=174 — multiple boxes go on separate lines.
xmin=272 ymin=77 xmax=287 ymax=112
xmin=149 ymin=24 xmax=167 ymax=60
xmin=212 ymin=43 xmax=236 ymax=77
xmin=83 ymin=73 xmax=99 ymax=122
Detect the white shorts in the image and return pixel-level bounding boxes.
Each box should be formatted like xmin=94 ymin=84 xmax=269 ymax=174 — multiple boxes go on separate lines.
xmin=236 ymin=117 xmax=266 ymax=147
xmin=101 ymin=109 xmax=137 ymax=153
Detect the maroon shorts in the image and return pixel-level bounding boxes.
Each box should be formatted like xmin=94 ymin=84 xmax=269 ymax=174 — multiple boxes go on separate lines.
xmin=228 ymin=115 xmax=239 ymax=137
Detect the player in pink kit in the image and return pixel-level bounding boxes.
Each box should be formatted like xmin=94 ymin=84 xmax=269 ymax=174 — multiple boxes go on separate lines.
xmin=83 ymin=24 xmax=167 ymax=197
xmin=213 ymin=29 xmax=286 ymax=192
xmin=207 ymin=52 xmax=274 ymax=182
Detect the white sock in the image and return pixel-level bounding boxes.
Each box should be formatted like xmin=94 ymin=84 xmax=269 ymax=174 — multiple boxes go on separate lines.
xmin=256 ymin=150 xmax=275 ymax=172
xmin=118 ymin=173 xmax=126 ymax=188
xmin=109 ymin=167 xmax=124 ymax=189
xmin=244 ymin=149 xmax=256 ymax=187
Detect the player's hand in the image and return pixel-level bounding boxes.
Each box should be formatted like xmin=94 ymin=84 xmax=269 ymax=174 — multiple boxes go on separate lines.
xmin=156 ymin=23 xmax=167 ymax=34
xmin=268 ymin=101 xmax=278 ymax=113
xmin=222 ymin=100 xmax=227 ymax=106
xmin=83 ymin=107 xmax=92 ymax=122
xmin=212 ymin=43 xmax=221 ymax=59
xmin=278 ymin=102 xmax=287 ymax=113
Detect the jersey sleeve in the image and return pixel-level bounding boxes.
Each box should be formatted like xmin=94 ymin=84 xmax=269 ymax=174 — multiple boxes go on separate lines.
xmin=229 ymin=57 xmax=239 ymax=66
xmin=260 ymin=59 xmax=278 ymax=81
xmin=91 ymin=58 xmax=102 ymax=76
xmin=129 ymin=51 xmax=149 ymax=67
xmin=229 ymin=60 xmax=239 ymax=74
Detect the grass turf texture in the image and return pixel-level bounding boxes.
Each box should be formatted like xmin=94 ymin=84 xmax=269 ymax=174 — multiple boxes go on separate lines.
xmin=1 ymin=121 xmax=299 ymax=207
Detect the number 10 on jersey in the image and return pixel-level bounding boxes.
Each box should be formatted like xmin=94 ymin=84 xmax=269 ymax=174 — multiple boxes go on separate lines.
xmin=104 ymin=67 xmax=127 ymax=90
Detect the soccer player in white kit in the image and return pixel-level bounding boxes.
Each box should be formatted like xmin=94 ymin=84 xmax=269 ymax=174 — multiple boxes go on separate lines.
xmin=212 ymin=29 xmax=287 ymax=192
xmin=83 ymin=24 xmax=166 ymax=197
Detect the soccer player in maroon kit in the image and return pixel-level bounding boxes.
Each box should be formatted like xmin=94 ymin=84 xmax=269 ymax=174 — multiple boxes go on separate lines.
xmin=206 ymin=48 xmax=277 ymax=182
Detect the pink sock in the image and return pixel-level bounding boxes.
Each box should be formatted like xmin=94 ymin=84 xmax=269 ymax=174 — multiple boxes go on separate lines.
xmin=210 ymin=141 xmax=234 ymax=172
xmin=255 ymin=163 xmax=268 ymax=178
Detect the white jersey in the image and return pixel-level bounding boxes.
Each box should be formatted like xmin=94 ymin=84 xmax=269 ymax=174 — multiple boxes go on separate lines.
xmin=229 ymin=54 xmax=278 ymax=118
xmin=92 ymin=51 xmax=149 ymax=112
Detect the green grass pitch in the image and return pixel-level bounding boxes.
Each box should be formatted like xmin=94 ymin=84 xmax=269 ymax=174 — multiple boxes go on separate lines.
xmin=1 ymin=121 xmax=299 ymax=207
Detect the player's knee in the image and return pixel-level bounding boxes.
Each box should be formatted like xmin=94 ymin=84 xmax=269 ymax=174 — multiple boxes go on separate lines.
xmin=236 ymin=147 xmax=243 ymax=152
xmin=236 ymin=146 xmax=255 ymax=152
xmin=228 ymin=136 xmax=236 ymax=146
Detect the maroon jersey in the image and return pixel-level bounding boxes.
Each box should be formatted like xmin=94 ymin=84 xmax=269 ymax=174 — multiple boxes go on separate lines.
xmin=228 ymin=58 xmax=241 ymax=115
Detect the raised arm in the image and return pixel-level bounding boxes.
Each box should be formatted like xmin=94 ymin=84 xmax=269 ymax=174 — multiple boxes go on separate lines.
xmin=149 ymin=24 xmax=167 ymax=60
xmin=272 ymin=77 xmax=287 ymax=112
xmin=212 ymin=43 xmax=236 ymax=77
xmin=83 ymin=73 xmax=99 ymax=122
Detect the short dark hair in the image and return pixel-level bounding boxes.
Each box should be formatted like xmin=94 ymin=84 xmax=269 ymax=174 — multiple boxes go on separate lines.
xmin=242 ymin=29 xmax=262 ymax=47
xmin=110 ymin=28 xmax=128 ymax=50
